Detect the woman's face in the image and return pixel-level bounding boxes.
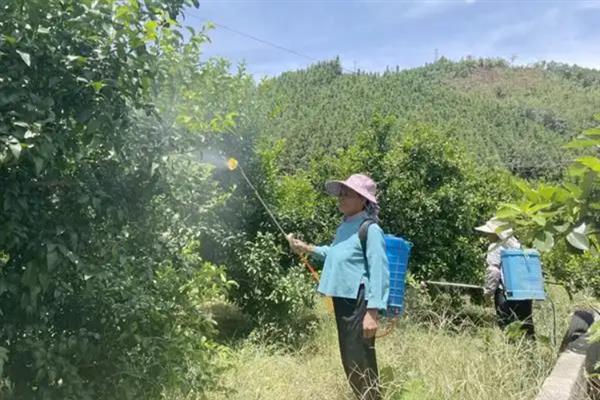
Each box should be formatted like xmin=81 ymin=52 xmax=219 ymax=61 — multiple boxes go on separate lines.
xmin=337 ymin=186 xmax=366 ymax=216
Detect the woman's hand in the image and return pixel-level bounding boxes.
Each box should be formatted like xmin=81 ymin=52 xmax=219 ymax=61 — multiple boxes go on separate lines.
xmin=286 ymin=234 xmax=312 ymax=255
xmin=363 ymin=309 xmax=378 ymax=339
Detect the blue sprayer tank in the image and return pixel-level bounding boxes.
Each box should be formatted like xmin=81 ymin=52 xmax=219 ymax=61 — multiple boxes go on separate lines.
xmin=384 ymin=235 xmax=412 ymax=315
xmin=500 ymin=249 xmax=545 ymax=301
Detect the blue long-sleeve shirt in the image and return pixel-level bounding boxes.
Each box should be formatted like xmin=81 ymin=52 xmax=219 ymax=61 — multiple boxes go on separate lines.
xmin=312 ymin=211 xmax=390 ymax=310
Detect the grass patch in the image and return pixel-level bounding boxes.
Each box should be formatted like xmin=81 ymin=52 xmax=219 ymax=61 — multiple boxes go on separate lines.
xmin=179 ymin=285 xmax=595 ymax=400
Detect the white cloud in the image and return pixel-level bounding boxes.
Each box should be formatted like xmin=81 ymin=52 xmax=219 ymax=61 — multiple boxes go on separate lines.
xmin=402 ymin=0 xmax=475 ymax=19
xmin=486 ymin=7 xmax=560 ymax=47
xmin=576 ymin=1 xmax=600 ymax=10
xmin=357 ymin=0 xmax=476 ymax=21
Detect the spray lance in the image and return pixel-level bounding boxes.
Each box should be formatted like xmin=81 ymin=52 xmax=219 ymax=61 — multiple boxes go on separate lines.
xmin=226 ymin=158 xmax=324 ymax=289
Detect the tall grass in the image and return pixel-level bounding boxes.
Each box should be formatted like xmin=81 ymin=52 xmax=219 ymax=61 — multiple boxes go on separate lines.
xmin=184 ymin=285 xmax=595 ymax=400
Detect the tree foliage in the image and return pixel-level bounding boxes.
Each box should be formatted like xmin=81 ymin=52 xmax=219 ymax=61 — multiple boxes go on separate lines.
xmin=493 ymin=115 xmax=600 ymax=295
xmin=255 ymin=58 xmax=600 ymax=179
xmin=0 ymin=1 xmax=243 ymax=398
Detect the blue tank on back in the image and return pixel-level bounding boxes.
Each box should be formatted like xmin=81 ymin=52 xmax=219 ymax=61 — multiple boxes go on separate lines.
xmin=384 ymin=235 xmax=412 ymax=315
xmin=500 ymin=249 xmax=545 ymax=300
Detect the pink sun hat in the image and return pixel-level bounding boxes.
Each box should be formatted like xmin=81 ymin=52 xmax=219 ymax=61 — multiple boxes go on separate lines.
xmin=325 ymin=174 xmax=378 ymax=205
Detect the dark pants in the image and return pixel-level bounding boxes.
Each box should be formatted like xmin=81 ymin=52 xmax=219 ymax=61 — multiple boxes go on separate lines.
xmin=333 ymin=285 xmax=380 ymax=400
xmin=494 ymin=287 xmax=535 ymax=338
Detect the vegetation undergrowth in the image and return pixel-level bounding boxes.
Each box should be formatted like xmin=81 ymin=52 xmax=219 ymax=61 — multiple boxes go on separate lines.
xmin=197 ymin=284 xmax=596 ymax=400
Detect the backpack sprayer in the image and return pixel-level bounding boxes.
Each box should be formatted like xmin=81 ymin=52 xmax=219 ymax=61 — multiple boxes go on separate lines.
xmin=358 ymin=219 xmax=412 ymax=337
xmin=423 ymin=251 xmax=556 ymax=345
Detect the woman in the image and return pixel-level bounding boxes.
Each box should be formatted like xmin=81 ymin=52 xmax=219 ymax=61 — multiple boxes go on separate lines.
xmin=287 ymin=173 xmax=389 ymax=400
xmin=475 ymin=218 xmax=535 ymax=338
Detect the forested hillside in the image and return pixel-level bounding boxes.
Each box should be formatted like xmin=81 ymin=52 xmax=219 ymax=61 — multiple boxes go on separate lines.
xmin=253 ymin=58 xmax=600 ymax=179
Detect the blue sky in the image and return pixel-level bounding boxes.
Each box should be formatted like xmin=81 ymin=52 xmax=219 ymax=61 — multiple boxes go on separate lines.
xmin=181 ymin=0 xmax=600 ymax=77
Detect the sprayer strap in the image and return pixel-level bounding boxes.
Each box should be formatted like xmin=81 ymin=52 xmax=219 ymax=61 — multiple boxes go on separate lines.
xmin=358 ymin=218 xmax=375 ymax=276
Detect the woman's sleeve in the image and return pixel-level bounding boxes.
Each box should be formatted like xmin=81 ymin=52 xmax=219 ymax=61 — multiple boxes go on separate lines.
xmin=311 ymin=245 xmax=330 ymax=261
xmin=365 ymin=224 xmax=390 ymax=310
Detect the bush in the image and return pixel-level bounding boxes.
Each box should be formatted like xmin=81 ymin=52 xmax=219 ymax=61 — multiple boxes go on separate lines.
xmin=0 ymin=1 xmax=242 ymax=398
xmin=229 ymin=232 xmax=318 ymax=347
xmin=381 ymin=125 xmax=514 ymax=283
xmin=543 ymin=243 xmax=600 ymax=297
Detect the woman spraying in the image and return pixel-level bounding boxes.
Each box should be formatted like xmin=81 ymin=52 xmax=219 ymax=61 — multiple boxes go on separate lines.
xmin=287 ymin=174 xmax=389 ymax=400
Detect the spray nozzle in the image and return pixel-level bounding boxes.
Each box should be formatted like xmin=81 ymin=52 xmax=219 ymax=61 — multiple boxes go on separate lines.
xmin=227 ymin=158 xmax=239 ymax=171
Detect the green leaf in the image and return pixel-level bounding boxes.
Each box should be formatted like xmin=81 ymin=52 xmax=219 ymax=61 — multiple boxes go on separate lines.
xmin=514 ymin=179 xmax=539 ymax=202
xmin=532 ymin=215 xmax=546 ymax=227
xmin=89 ymin=81 xmax=106 ymax=93
xmin=8 ymin=138 xmax=21 ymax=159
xmin=47 ymin=244 xmax=59 ymax=270
xmin=33 ymin=156 xmax=44 ymax=175
xmin=552 ymin=187 xmax=572 ymax=203
xmin=575 ymin=156 xmax=600 ymax=173
xmin=115 ymin=5 xmax=131 ymax=21
xmin=59 ymin=245 xmax=80 ymax=265
xmin=144 ymin=20 xmax=159 ymax=41
xmin=563 ymin=182 xmax=583 ymax=197
xmin=533 ymin=231 xmax=554 ymax=252
xmin=566 ymin=231 xmax=590 ymax=251
xmin=13 ymin=121 xmax=29 ymax=128
xmin=573 ymin=222 xmax=588 ymax=235
xmin=0 ymin=346 xmax=8 ymax=377
xmin=37 ymin=26 xmax=50 ymax=34
xmin=527 ymin=203 xmax=552 ymax=214
xmin=537 ymin=186 xmax=557 ymax=202
xmin=66 ymin=55 xmax=87 ymax=64
xmin=24 ymin=130 xmax=38 ymax=139
xmin=554 ymin=222 xmax=570 ymax=233
xmin=581 ymin=171 xmax=597 ymax=198
xmin=582 ymin=127 xmax=600 ymax=137
xmin=495 ymin=206 xmax=521 ymax=219
xmin=563 ymin=139 xmax=599 ymax=149
xmin=16 ymin=50 xmax=30 ymax=67
xmin=3 ymin=35 xmax=16 ymax=45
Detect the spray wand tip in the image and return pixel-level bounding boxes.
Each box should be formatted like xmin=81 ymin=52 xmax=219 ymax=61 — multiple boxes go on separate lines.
xmin=227 ymin=158 xmax=239 ymax=171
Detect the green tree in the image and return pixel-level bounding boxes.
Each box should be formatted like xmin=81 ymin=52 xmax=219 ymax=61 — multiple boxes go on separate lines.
xmin=494 ymin=115 xmax=600 ymax=294
xmin=0 ymin=1 xmax=242 ymax=398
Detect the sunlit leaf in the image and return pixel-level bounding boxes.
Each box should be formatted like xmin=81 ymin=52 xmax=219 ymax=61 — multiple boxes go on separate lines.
xmin=527 ymin=203 xmax=552 ymax=214
xmin=16 ymin=50 xmax=30 ymax=67
xmin=554 ymin=222 xmax=570 ymax=233
xmin=582 ymin=127 xmax=600 ymax=136
xmin=567 ymin=164 xmax=587 ymax=177
xmin=563 ymin=139 xmax=599 ymax=149
xmin=8 ymin=138 xmax=21 ymax=159
xmin=13 ymin=121 xmax=29 ymax=128
xmin=533 ymin=231 xmax=554 ymax=252
xmin=89 ymin=81 xmax=106 ymax=93
xmin=575 ymin=156 xmax=600 ymax=173
xmin=532 ymin=215 xmax=546 ymax=226
xmin=573 ymin=222 xmax=588 ymax=234
xmin=566 ymin=231 xmax=590 ymax=251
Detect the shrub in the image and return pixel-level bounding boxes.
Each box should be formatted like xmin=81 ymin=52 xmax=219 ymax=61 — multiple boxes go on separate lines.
xmin=229 ymin=232 xmax=318 ymax=347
